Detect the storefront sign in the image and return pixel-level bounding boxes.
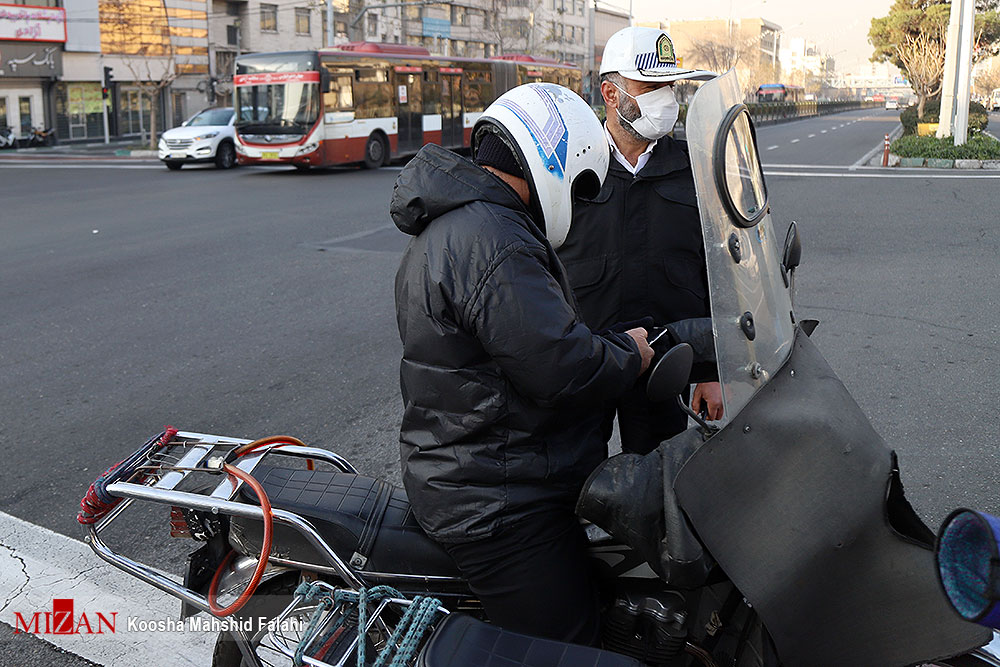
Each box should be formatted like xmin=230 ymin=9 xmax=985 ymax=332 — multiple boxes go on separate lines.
xmin=0 ymin=42 xmax=62 ymax=78
xmin=0 ymin=4 xmax=67 ymax=43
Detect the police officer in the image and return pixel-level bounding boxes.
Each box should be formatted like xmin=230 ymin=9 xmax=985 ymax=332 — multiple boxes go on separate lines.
xmin=559 ymin=26 xmax=723 ymax=455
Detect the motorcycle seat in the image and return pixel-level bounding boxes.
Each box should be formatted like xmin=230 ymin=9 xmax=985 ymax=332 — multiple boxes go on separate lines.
xmin=232 ymin=465 xmax=461 ymax=579
xmin=417 ymin=613 xmax=643 ymax=667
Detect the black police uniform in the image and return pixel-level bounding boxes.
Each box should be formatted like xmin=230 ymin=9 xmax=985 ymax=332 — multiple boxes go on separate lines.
xmin=558 ymin=133 xmax=710 ymax=455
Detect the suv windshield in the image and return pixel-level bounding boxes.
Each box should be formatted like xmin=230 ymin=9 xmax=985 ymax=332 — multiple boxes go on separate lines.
xmin=188 ymin=108 xmax=234 ymax=126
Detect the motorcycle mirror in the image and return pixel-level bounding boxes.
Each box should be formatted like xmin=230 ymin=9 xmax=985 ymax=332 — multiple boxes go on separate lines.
xmin=646 ymin=343 xmax=694 ymax=403
xmin=782 ymin=222 xmax=802 ymax=273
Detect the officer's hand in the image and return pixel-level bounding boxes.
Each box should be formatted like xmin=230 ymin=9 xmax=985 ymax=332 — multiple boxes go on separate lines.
xmin=692 ymin=382 xmax=724 ymax=420
xmin=625 ymin=327 xmax=654 ymax=375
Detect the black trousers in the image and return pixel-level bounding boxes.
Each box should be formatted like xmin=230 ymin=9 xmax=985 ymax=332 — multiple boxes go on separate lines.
xmin=442 ymin=507 xmax=601 ymax=647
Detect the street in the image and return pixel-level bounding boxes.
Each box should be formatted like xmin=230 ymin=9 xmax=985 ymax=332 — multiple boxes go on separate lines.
xmin=2 ymin=107 xmax=1000 ymax=665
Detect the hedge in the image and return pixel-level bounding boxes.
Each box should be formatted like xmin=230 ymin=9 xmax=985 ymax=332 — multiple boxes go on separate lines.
xmin=900 ymin=99 xmax=989 ymax=135
xmin=890 ymin=133 xmax=1000 ymax=159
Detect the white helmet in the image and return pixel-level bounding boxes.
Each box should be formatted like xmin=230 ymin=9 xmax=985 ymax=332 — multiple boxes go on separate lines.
xmin=473 ymin=83 xmax=609 ymax=249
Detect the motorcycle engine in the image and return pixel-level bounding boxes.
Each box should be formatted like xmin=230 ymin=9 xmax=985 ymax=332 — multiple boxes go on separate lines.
xmin=603 ymin=591 xmax=688 ymax=666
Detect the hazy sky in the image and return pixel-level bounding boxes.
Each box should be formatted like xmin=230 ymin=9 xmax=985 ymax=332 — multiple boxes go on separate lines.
xmin=622 ymin=0 xmax=896 ymax=74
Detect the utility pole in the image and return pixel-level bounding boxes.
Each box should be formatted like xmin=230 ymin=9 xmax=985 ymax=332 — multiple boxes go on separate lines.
xmin=587 ymin=0 xmax=596 ymax=104
xmin=938 ymin=0 xmax=975 ymax=144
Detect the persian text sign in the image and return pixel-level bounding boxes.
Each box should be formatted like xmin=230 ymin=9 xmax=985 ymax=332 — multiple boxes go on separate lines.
xmin=0 ymin=3 xmax=66 ymax=42
xmin=234 ymin=71 xmax=320 ymax=87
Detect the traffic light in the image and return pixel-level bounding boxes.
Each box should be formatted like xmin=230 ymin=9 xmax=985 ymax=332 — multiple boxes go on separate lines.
xmin=102 ymin=66 xmax=114 ymax=99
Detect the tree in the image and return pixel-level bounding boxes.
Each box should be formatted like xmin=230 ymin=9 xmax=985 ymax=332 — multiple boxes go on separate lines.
xmin=687 ymin=29 xmax=778 ymax=100
xmin=974 ymin=59 xmax=1000 ymax=94
xmin=870 ymin=0 xmax=1000 ymax=119
xmin=100 ymin=0 xmax=180 ymax=149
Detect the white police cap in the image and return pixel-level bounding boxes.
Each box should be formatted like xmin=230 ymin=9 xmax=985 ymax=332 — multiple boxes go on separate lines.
xmin=600 ymin=26 xmax=716 ymax=83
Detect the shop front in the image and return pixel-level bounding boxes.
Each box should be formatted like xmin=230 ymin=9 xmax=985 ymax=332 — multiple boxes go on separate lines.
xmin=0 ymin=4 xmax=66 ymax=140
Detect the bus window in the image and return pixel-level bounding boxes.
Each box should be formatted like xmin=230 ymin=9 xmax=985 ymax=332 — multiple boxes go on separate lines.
xmin=423 ymin=69 xmax=441 ymax=115
xmin=324 ymin=67 xmax=354 ymax=112
xmin=463 ymin=70 xmax=493 ymax=113
xmin=354 ymin=67 xmax=393 ymax=119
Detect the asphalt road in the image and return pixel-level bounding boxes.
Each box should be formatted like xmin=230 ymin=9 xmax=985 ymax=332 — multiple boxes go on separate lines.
xmin=2 ymin=108 xmax=999 ymax=664
xmin=755 ymin=107 xmax=902 ymax=166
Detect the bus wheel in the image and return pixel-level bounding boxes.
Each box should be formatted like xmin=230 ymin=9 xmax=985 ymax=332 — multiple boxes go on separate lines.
xmin=363 ymin=133 xmax=388 ymax=169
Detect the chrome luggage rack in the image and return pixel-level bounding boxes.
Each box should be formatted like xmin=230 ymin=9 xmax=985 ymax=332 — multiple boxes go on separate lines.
xmin=85 ymin=430 xmax=367 ymax=617
xmin=259 ymin=579 xmax=448 ymax=667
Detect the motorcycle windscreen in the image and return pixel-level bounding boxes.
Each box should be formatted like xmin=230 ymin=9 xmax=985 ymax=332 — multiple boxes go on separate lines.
xmin=677 ymin=70 xmax=989 ymax=664
xmin=684 ymin=70 xmax=794 ymax=427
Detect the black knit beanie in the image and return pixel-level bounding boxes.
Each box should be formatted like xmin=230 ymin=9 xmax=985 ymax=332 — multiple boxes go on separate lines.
xmin=475 ymin=132 xmax=524 ymax=179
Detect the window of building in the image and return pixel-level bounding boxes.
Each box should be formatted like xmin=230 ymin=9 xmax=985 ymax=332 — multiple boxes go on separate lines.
xmin=227 ymin=2 xmax=240 ymax=17
xmin=227 ymin=24 xmax=239 ymax=46
xmin=367 ymin=13 xmax=378 ymax=36
xmin=260 ymin=4 xmax=277 ymax=32
xmin=451 ymin=5 xmax=467 ymax=26
xmin=406 ymin=5 xmax=422 ymax=20
xmin=295 ymin=8 xmax=311 ymax=34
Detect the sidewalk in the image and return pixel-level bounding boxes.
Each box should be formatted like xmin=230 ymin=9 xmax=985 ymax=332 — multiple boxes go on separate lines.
xmin=0 ymin=141 xmax=158 ymax=160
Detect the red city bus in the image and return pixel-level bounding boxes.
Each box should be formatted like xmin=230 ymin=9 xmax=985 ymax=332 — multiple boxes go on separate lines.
xmin=233 ymin=43 xmax=582 ymax=170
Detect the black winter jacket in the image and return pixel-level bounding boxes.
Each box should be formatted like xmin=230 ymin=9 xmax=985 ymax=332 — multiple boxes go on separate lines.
xmin=557 ymin=136 xmax=710 ymax=332
xmin=392 ymin=144 xmax=642 ymax=544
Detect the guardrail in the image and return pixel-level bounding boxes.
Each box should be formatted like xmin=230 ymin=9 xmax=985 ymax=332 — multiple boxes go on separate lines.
xmin=746 ymin=100 xmax=883 ymax=124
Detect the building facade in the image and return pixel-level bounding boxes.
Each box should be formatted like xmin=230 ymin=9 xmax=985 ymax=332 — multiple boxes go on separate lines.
xmin=2 ymin=0 xmax=600 ymax=144
xmin=0 ymin=0 xmax=66 ymax=139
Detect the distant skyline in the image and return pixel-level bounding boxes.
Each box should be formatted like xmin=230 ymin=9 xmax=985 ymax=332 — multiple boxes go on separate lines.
xmin=618 ymin=0 xmax=896 ymax=75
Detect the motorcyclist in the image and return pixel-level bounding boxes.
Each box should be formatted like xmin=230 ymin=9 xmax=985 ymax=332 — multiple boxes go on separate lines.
xmin=559 ymin=26 xmax=722 ymax=454
xmin=391 ymin=83 xmax=653 ymax=646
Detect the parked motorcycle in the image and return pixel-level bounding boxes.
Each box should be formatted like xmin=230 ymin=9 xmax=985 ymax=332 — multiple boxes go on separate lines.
xmin=0 ymin=125 xmax=18 ymax=149
xmin=79 ymin=70 xmax=1000 ymax=667
xmin=27 ymin=126 xmax=56 ymax=147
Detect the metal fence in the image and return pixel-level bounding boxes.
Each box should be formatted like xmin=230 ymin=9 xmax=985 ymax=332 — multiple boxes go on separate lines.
xmin=746 ymin=100 xmax=883 ymax=124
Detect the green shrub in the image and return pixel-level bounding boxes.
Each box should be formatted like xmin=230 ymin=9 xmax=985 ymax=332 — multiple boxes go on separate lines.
xmin=900 ymin=99 xmax=989 ymax=135
xmin=890 ymin=133 xmax=1000 ymax=159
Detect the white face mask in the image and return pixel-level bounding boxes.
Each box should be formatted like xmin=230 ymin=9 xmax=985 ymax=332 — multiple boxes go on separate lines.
xmin=612 ymin=81 xmax=679 ymax=141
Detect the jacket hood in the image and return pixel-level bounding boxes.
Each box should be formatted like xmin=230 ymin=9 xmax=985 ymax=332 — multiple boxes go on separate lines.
xmin=391 ymin=143 xmax=526 ymax=236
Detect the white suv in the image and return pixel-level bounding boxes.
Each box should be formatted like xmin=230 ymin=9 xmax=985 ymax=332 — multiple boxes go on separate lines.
xmin=159 ymin=107 xmax=237 ymax=170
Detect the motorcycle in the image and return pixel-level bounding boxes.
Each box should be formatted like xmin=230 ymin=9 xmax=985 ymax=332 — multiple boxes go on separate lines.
xmin=0 ymin=125 xmax=18 ymax=149
xmin=80 ymin=70 xmax=1000 ymax=667
xmin=26 ymin=126 xmax=56 ymax=147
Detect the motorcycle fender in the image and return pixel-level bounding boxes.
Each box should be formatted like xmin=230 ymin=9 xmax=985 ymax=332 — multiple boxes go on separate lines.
xmin=181 ymin=550 xmax=293 ymax=620
xmin=673 ymin=328 xmax=990 ymax=667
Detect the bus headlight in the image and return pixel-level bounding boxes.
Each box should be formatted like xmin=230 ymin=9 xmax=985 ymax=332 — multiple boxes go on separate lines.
xmin=296 ymin=141 xmax=319 ymax=156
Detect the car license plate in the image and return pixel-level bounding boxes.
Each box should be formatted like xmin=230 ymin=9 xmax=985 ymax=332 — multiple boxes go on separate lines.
xmin=261 ymin=151 xmax=279 ymax=160
xmin=171 ymin=154 xmax=185 ymax=159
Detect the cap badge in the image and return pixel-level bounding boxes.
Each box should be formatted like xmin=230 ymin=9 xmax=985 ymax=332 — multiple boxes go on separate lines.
xmin=656 ymin=33 xmax=676 ymax=65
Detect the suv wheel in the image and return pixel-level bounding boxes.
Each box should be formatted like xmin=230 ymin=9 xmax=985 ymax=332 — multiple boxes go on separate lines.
xmin=215 ymin=142 xmax=236 ymax=169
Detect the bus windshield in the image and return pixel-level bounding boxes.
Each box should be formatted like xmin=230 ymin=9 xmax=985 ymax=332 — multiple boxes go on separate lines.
xmin=235 ymin=77 xmax=320 ymax=135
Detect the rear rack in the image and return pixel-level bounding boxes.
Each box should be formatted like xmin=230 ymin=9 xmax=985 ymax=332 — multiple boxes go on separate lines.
xmin=85 ymin=431 xmax=366 ymax=619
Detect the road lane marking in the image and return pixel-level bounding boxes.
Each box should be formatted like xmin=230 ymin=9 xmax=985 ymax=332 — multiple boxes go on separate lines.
xmin=0 ymin=162 xmax=164 ymax=169
xmin=766 ymin=145 xmax=779 ymax=150
xmin=808 ymin=134 xmax=816 ymax=138
xmin=790 ymin=139 xmax=800 ymax=143
xmin=0 ymin=510 xmax=213 ymax=666
xmin=765 ymin=169 xmax=1000 ymax=179
xmin=821 ymin=130 xmax=827 ymax=133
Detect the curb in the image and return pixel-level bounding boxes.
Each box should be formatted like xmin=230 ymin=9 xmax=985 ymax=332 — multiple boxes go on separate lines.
xmin=872 ymin=155 xmax=1000 ymax=170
